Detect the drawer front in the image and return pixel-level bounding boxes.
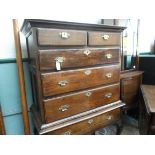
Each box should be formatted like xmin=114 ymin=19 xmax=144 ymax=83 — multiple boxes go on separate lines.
xmin=121 ymin=76 xmax=141 ymax=94
xmin=44 ymin=83 xmax=120 ymax=123
xmin=48 ymin=108 xmax=120 ymax=135
xmin=122 ymin=93 xmax=138 ymax=105
xmin=37 ymin=28 xmax=87 ymax=46
xmin=39 ymin=48 xmax=120 ymax=71
xmin=88 ymin=32 xmax=121 ymax=46
xmin=121 ymin=76 xmax=141 ymax=108
xmin=41 ymin=65 xmax=120 ymax=97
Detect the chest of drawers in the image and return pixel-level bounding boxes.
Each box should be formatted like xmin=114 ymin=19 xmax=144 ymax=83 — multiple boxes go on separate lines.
xmin=21 ymin=19 xmax=125 ymax=135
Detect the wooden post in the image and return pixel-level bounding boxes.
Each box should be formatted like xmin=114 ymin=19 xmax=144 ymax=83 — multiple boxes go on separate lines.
xmin=0 ymin=104 xmax=6 ymax=135
xmin=13 ymin=19 xmax=30 ymax=135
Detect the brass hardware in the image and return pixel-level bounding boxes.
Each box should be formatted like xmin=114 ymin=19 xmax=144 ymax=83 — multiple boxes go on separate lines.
xmin=58 ymin=80 xmax=68 ymax=87
xmin=107 ymin=115 xmax=112 ymax=120
xmin=88 ymin=119 xmax=94 ymax=124
xmin=106 ymin=73 xmax=112 ymax=78
xmin=85 ymin=92 xmax=92 ymax=97
xmin=84 ymin=70 xmax=92 ymax=75
xmin=63 ymin=130 xmax=72 ymax=135
xmin=59 ymin=104 xmax=70 ymax=112
xmin=59 ymin=32 xmax=70 ymax=39
xmin=102 ymin=34 xmax=110 ymax=40
xmin=84 ymin=49 xmax=91 ymax=56
xmin=105 ymin=53 xmax=112 ymax=59
xmin=105 ymin=93 xmax=112 ymax=98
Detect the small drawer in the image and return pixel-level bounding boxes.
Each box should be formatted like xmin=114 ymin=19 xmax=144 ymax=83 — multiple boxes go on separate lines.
xmin=37 ymin=28 xmax=87 ymax=46
xmin=88 ymin=31 xmax=121 ymax=46
xmin=48 ymin=108 xmax=121 ymax=135
xmin=44 ymin=83 xmax=120 ymax=123
xmin=41 ymin=65 xmax=120 ymax=97
xmin=39 ymin=48 xmax=120 ymax=71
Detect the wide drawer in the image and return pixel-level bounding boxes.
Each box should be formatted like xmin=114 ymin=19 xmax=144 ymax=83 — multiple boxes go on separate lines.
xmin=39 ymin=48 xmax=120 ymax=71
xmin=47 ymin=108 xmax=120 ymax=135
xmin=88 ymin=31 xmax=121 ymax=46
xmin=44 ymin=83 xmax=120 ymax=123
xmin=41 ymin=64 xmax=120 ymax=97
xmin=37 ymin=28 xmax=87 ymax=46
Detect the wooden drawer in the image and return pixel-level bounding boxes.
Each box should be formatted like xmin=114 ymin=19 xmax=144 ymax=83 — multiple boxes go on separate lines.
xmin=44 ymin=83 xmax=120 ymax=123
xmin=47 ymin=108 xmax=120 ymax=135
xmin=122 ymin=93 xmax=137 ymax=105
xmin=121 ymin=75 xmax=141 ymax=109
xmin=88 ymin=32 xmax=121 ymax=46
xmin=37 ymin=28 xmax=87 ymax=46
xmin=41 ymin=65 xmax=120 ymax=97
xmin=39 ymin=48 xmax=120 ymax=71
xmin=121 ymin=76 xmax=141 ymax=94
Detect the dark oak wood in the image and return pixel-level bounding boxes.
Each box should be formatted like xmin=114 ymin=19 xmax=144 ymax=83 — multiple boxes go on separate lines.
xmin=44 ymin=83 xmax=120 ymax=123
xmin=13 ymin=19 xmax=30 ymax=134
xmin=120 ymin=71 xmax=143 ymax=110
xmin=88 ymin=32 xmax=121 ymax=46
xmin=27 ymin=29 xmax=45 ymax=122
xmin=39 ymin=48 xmax=120 ymax=71
xmin=31 ymin=100 xmax=125 ymax=134
xmin=41 ymin=65 xmax=120 ymax=97
xmin=37 ymin=28 xmax=87 ymax=46
xmin=21 ymin=19 xmax=126 ymax=37
xmin=120 ymin=70 xmax=144 ymax=79
xmin=48 ymin=108 xmax=120 ymax=135
xmin=139 ymin=85 xmax=155 ymax=134
xmin=21 ymin=19 xmax=125 ymax=135
xmin=0 ymin=105 xmax=5 ymax=135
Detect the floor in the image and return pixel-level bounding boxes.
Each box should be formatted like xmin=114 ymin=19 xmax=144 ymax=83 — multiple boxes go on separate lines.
xmin=121 ymin=123 xmax=139 ymax=135
xmin=95 ymin=114 xmax=140 ymax=135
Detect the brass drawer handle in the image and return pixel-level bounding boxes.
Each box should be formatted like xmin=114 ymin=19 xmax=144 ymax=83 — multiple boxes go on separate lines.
xmin=84 ymin=70 xmax=92 ymax=75
xmin=88 ymin=119 xmax=94 ymax=124
xmin=85 ymin=92 xmax=92 ymax=97
xmin=102 ymin=34 xmax=110 ymax=40
xmin=106 ymin=73 xmax=112 ymax=78
xmin=63 ymin=130 xmax=72 ymax=135
xmin=105 ymin=93 xmax=112 ymax=98
xmin=105 ymin=53 xmax=112 ymax=59
xmin=59 ymin=104 xmax=70 ymax=112
xmin=58 ymin=80 xmax=68 ymax=87
xmin=84 ymin=49 xmax=91 ymax=56
xmin=106 ymin=115 xmax=112 ymax=120
xmin=59 ymin=32 xmax=70 ymax=39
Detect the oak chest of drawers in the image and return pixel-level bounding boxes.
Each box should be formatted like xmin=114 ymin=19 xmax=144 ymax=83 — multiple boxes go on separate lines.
xmin=21 ymin=19 xmax=125 ymax=135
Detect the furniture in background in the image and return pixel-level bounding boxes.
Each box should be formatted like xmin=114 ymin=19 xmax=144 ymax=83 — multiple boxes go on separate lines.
xmin=120 ymin=71 xmax=143 ymax=111
xmin=21 ymin=19 xmax=125 ymax=135
xmin=139 ymin=85 xmax=155 ymax=134
xmin=118 ymin=19 xmax=143 ymax=113
xmin=0 ymin=104 xmax=5 ymax=135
